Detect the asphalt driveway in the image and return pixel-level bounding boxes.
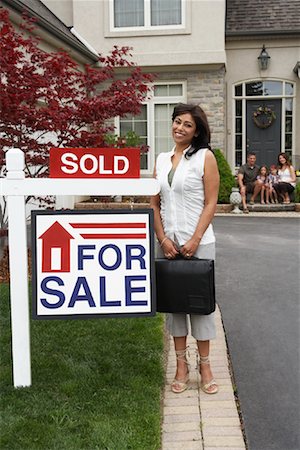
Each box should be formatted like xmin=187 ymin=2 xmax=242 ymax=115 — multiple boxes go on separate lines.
xmin=213 ymin=216 xmax=300 ymax=450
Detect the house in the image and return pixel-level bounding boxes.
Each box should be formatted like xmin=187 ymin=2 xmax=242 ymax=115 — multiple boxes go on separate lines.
xmin=1 ymin=0 xmax=299 ymax=211
xmin=225 ymin=0 xmax=300 ymax=170
xmin=0 ymin=0 xmax=100 ymax=210
xmin=41 ymin=0 xmax=299 ymax=178
xmin=0 ymin=0 xmax=99 ymax=64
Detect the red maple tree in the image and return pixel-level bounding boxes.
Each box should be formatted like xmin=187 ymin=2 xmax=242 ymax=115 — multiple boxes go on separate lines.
xmin=0 ymin=7 xmax=153 ymax=228
xmin=0 ymin=7 xmax=153 ymax=175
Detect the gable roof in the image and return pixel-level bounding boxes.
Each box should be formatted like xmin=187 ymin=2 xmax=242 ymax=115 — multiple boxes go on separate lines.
xmin=1 ymin=0 xmax=99 ymax=62
xmin=226 ymin=0 xmax=300 ymax=36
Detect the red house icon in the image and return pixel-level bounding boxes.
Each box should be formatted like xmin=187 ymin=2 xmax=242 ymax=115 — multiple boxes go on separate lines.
xmin=39 ymin=221 xmax=74 ymax=272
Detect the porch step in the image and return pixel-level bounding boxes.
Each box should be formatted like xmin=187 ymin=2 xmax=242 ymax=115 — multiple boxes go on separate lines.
xmin=241 ymin=203 xmax=296 ymax=212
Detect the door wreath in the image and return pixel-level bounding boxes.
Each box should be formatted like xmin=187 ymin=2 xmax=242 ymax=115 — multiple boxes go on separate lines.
xmin=253 ymin=106 xmax=276 ymax=129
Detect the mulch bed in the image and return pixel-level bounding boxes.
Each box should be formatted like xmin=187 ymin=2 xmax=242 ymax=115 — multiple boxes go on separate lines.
xmin=0 ymin=246 xmax=32 ymax=283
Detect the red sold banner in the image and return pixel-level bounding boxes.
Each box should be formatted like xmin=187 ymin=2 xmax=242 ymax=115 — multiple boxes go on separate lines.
xmin=50 ymin=148 xmax=140 ymax=178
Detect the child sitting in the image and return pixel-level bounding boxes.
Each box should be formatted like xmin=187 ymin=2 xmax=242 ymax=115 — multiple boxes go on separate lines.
xmin=256 ymin=166 xmax=270 ymax=204
xmin=268 ymin=165 xmax=279 ymax=203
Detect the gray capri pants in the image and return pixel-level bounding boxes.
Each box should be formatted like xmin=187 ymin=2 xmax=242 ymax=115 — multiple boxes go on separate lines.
xmin=156 ymin=242 xmax=216 ymax=341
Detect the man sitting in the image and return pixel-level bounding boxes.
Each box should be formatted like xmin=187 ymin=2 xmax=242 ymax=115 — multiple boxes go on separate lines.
xmin=237 ymin=152 xmax=261 ymax=213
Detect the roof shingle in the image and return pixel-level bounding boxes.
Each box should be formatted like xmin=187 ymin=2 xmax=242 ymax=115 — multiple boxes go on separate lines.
xmin=226 ymin=0 xmax=300 ymax=35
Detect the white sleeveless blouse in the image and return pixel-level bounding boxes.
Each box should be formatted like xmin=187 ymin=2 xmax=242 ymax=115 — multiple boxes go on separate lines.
xmin=156 ymin=147 xmax=215 ymax=246
xmin=278 ymin=167 xmax=296 ymax=187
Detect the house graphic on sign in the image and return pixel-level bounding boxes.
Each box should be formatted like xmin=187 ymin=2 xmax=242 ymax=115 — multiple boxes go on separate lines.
xmin=39 ymin=221 xmax=74 ymax=272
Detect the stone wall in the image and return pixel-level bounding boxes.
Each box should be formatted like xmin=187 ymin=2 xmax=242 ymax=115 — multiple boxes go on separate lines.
xmin=157 ymin=67 xmax=226 ymax=151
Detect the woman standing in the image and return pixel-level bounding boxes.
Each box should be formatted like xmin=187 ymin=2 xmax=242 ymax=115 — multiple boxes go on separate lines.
xmin=150 ymin=103 xmax=220 ymax=394
xmin=274 ymin=153 xmax=296 ymax=204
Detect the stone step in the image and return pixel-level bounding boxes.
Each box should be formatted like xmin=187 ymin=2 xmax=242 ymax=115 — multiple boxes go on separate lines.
xmin=241 ymin=203 xmax=296 ymax=212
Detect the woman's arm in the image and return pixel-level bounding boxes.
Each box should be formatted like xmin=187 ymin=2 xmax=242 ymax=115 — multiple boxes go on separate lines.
xmin=180 ymin=150 xmax=220 ymax=257
xmin=290 ymin=165 xmax=296 ymax=183
xmin=150 ymin=192 xmax=165 ymax=245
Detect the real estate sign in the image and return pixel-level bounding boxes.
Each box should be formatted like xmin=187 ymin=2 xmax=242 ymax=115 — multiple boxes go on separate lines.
xmin=32 ymin=209 xmax=155 ymax=319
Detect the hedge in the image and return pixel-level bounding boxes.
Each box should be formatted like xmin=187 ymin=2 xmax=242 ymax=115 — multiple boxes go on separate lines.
xmin=214 ymin=149 xmax=236 ymax=204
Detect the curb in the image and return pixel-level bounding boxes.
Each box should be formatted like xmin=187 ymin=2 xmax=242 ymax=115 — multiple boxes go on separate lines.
xmin=215 ymin=211 xmax=299 ymax=217
xmin=161 ymin=306 xmax=246 ymax=450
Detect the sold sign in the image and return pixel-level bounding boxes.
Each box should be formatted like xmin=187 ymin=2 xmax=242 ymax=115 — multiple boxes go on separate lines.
xmin=50 ymin=148 xmax=140 ymax=178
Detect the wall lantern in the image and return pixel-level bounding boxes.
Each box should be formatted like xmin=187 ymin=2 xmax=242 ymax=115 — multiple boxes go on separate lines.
xmin=258 ymin=45 xmax=270 ymax=70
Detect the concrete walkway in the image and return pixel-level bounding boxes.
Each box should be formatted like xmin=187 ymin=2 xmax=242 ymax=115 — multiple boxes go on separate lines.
xmin=161 ymin=306 xmax=246 ymax=450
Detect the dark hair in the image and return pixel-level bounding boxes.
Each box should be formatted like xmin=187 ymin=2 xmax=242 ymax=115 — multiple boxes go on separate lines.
xmin=247 ymin=152 xmax=256 ymax=158
xmin=259 ymin=165 xmax=269 ymax=175
xmin=172 ymin=103 xmax=211 ymax=158
xmin=277 ymin=152 xmax=291 ymax=168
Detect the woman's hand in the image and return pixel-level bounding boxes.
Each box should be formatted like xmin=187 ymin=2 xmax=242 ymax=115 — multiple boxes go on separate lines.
xmin=161 ymin=238 xmax=179 ymax=259
xmin=180 ymin=237 xmax=200 ymax=258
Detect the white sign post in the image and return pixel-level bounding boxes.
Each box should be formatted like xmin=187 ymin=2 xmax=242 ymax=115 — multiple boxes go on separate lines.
xmin=1 ymin=148 xmax=159 ymax=388
xmin=5 ymin=149 xmax=31 ymax=388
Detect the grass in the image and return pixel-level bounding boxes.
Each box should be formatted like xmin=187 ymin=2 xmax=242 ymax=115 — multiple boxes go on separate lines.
xmin=0 ymin=283 xmax=165 ymax=450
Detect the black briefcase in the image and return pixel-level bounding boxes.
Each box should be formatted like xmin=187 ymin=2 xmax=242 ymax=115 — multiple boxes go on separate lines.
xmin=155 ymin=257 xmax=215 ymax=314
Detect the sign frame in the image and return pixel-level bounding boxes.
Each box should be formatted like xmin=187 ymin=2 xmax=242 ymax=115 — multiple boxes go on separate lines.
xmin=31 ymin=209 xmax=156 ymax=320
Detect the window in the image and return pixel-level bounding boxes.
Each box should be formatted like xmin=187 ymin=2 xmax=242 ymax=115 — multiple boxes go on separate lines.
xmin=151 ymin=0 xmax=181 ymax=26
xmin=245 ymin=80 xmax=283 ymax=96
xmin=119 ymin=106 xmax=148 ymax=170
xmin=153 ymin=83 xmax=184 ymax=159
xmin=114 ymin=0 xmax=144 ymax=27
xmin=234 ymin=100 xmax=242 ymax=167
xmin=233 ymin=80 xmax=295 ymax=168
xmin=285 ymin=99 xmax=293 ymax=154
xmin=112 ymin=0 xmax=183 ymax=29
xmin=116 ymin=82 xmax=186 ymax=174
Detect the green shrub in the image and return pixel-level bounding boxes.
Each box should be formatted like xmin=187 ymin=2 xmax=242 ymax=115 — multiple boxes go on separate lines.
xmin=214 ymin=149 xmax=236 ymax=203
xmin=294 ymin=182 xmax=300 ymax=203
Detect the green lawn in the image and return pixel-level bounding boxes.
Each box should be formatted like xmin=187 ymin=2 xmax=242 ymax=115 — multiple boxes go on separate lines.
xmin=0 ymin=283 xmax=165 ymax=449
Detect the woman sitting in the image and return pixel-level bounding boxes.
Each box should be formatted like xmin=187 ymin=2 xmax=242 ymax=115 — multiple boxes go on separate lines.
xmin=274 ymin=153 xmax=296 ymax=204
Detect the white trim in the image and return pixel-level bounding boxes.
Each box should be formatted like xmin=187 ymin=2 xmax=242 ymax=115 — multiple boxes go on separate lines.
xmin=109 ymin=0 xmax=186 ymax=33
xmin=292 ymin=83 xmax=296 ymax=160
xmin=145 ymin=0 xmax=151 ymax=27
xmin=242 ymin=98 xmax=247 ymax=166
xmin=2 ymin=178 xmax=159 ymax=196
xmin=70 ymin=28 xmax=99 ymax=57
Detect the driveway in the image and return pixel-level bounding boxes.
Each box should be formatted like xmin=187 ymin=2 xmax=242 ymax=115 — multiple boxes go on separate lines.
xmin=213 ymin=216 xmax=300 ymax=450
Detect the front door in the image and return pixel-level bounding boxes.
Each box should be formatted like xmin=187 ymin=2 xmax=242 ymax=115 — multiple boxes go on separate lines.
xmin=246 ymin=99 xmax=281 ymax=167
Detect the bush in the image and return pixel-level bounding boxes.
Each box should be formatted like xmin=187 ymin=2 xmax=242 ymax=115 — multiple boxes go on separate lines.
xmin=294 ymin=182 xmax=300 ymax=203
xmin=214 ymin=149 xmax=236 ymax=203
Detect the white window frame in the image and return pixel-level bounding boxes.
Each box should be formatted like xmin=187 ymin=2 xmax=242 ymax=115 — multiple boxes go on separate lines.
xmin=109 ymin=0 xmax=186 ymax=32
xmin=115 ymin=81 xmax=187 ymax=176
xmin=232 ymin=79 xmax=296 ymax=170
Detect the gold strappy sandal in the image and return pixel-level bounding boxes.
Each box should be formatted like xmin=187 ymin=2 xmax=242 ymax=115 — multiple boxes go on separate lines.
xmin=198 ymin=355 xmax=218 ymax=395
xmin=171 ymin=347 xmax=190 ymax=394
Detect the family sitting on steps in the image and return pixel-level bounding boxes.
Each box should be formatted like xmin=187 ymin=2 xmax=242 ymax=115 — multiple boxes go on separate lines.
xmin=238 ymin=152 xmax=296 ymax=214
